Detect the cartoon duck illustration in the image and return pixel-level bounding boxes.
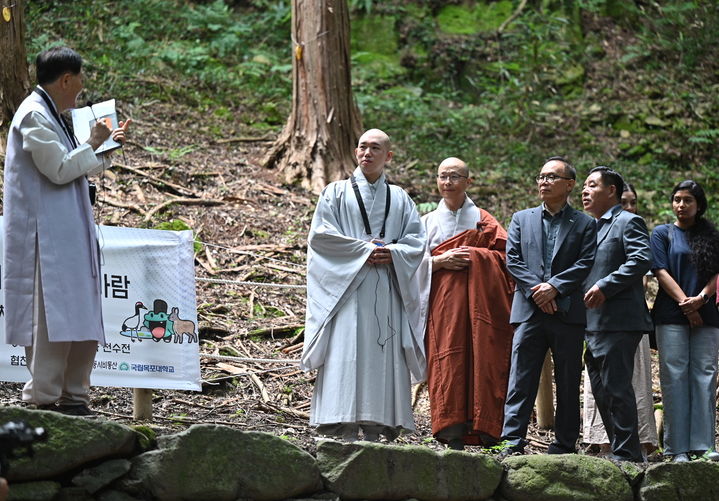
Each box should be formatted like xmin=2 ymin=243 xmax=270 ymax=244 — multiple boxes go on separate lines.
xmin=121 ymin=301 xmax=147 ymax=342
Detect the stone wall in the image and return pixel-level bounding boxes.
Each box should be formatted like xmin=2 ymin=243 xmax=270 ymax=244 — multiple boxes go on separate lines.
xmin=1 ymin=407 xmax=717 ymax=501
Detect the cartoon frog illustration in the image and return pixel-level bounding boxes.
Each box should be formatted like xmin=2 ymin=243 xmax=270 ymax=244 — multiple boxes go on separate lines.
xmin=143 ymin=299 xmax=175 ymax=342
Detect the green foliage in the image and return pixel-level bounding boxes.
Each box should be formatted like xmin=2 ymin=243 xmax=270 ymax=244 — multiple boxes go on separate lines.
xmin=25 ymin=0 xmax=719 ymax=224
xmin=153 ymin=219 xmax=203 ymax=253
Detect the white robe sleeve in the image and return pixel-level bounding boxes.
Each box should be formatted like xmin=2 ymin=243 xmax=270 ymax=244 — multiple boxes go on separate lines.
xmin=20 ymin=111 xmax=101 ymax=185
xmin=301 ymin=183 xmax=376 ymax=371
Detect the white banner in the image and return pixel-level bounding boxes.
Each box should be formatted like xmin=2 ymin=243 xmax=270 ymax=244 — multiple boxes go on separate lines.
xmin=0 ymin=223 xmax=201 ymax=391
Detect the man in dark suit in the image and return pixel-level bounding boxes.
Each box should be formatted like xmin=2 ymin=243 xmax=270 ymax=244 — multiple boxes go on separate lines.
xmin=501 ymin=156 xmax=597 ymax=455
xmin=581 ymin=166 xmax=652 ymax=462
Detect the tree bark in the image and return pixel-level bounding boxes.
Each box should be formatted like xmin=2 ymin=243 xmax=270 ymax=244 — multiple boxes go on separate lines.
xmin=263 ymin=0 xmax=362 ymax=194
xmin=0 ymin=0 xmax=30 ymax=137
xmin=535 ymin=350 xmax=555 ymax=430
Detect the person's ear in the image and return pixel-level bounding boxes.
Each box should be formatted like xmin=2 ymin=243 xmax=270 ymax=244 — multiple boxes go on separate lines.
xmin=385 ymin=150 xmax=393 ymax=163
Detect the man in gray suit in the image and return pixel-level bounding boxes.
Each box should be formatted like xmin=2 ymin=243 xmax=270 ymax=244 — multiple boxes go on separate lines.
xmin=501 ymin=157 xmax=597 ymax=455
xmin=581 ymin=166 xmax=652 ymax=462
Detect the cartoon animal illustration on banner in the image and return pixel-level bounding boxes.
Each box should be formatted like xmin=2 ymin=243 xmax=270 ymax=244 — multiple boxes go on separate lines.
xmin=118 ymin=298 xmax=197 ymax=344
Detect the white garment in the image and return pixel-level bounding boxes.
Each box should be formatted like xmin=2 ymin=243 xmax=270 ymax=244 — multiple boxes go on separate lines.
xmin=301 ymin=167 xmax=426 ymax=430
xmin=3 ymin=90 xmax=105 ymax=346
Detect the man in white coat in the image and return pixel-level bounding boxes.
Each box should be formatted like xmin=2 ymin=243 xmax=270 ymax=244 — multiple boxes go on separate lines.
xmin=301 ymin=129 xmax=426 ymax=442
xmin=3 ymin=47 xmax=130 ymax=416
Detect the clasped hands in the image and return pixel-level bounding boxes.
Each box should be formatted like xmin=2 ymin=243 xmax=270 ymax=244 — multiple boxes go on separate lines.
xmin=531 ymin=282 xmax=561 ymax=314
xmin=88 ymin=118 xmax=133 ymax=151
xmin=432 ymin=246 xmax=470 ymax=271
xmin=679 ymin=295 xmax=705 ymax=327
xmin=367 ymin=240 xmax=393 ymax=265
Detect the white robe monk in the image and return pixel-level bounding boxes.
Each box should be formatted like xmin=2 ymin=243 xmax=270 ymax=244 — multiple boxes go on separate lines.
xmin=301 ymin=130 xmax=426 ymax=441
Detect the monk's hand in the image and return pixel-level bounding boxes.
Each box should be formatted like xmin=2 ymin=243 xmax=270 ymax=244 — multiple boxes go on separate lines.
xmin=686 ymin=310 xmax=704 ymax=327
xmin=679 ymin=295 xmax=703 ymax=314
xmin=583 ymin=284 xmax=606 ymax=309
xmin=367 ymin=245 xmax=392 ymax=265
xmin=531 ymin=282 xmax=558 ymax=307
xmin=433 ymin=247 xmax=471 ymax=271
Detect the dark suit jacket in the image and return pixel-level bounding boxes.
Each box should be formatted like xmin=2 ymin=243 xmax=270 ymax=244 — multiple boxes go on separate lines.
xmin=506 ymin=204 xmax=596 ymax=325
xmin=584 ymin=204 xmax=653 ymax=332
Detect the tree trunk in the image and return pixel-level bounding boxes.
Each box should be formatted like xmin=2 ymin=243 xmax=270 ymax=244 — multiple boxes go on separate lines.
xmin=263 ymin=0 xmax=362 ymax=194
xmin=0 ymin=0 xmax=30 ymax=144
xmin=535 ymin=350 xmax=555 ymax=430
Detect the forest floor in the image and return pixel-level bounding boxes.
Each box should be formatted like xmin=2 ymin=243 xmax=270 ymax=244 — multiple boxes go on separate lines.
xmin=0 ymin=102 xmax=666 ymax=460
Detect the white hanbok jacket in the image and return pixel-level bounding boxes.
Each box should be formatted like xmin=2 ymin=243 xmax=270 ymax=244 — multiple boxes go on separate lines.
xmin=3 ymin=89 xmax=105 ymax=345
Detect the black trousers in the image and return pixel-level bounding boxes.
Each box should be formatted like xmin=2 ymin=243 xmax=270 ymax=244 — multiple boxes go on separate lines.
xmin=584 ymin=330 xmax=643 ymax=461
xmin=501 ymin=314 xmax=584 ymax=452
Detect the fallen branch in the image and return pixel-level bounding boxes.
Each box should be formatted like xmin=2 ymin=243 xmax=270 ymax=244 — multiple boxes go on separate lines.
xmin=114 ymin=163 xmax=196 ymax=197
xmin=101 ymin=197 xmax=146 ymax=216
xmin=249 ymin=372 xmax=270 ymax=403
xmin=143 ymin=197 xmax=224 ymax=223
xmin=215 ymin=136 xmax=274 ymax=144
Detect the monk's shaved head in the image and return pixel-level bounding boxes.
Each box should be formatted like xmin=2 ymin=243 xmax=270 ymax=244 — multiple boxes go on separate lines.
xmin=438 ymin=157 xmax=469 ymax=177
xmin=358 ymin=129 xmax=391 ymax=150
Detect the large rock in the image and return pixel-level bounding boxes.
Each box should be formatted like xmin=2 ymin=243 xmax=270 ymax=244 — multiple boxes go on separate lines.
xmin=639 ymin=462 xmax=719 ymax=500
xmin=0 ymin=407 xmax=138 ymax=482
xmin=3 ymin=480 xmax=61 ymax=501
xmin=118 ymin=424 xmax=321 ymax=501
xmin=316 ymin=440 xmax=502 ymax=500
xmin=72 ymin=459 xmax=132 ymax=494
xmin=500 ymin=455 xmax=633 ymax=501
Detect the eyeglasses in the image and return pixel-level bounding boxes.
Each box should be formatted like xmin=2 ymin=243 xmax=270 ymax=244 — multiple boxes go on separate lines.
xmin=437 ymin=174 xmax=468 ymax=183
xmin=535 ymin=174 xmax=573 ymax=183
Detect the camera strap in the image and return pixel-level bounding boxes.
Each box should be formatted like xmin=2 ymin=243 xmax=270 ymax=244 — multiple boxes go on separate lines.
xmin=350 ymin=175 xmax=390 ymax=239
xmin=33 ymin=86 xmax=78 ymax=149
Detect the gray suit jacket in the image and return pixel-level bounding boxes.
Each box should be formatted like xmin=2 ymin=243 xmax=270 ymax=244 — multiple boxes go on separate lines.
xmin=507 ymin=204 xmax=597 ymax=325
xmin=584 ymin=205 xmax=653 ymax=332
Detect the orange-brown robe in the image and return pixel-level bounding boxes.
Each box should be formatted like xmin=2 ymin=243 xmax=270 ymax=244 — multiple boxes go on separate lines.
xmin=426 ymin=209 xmax=514 ymax=445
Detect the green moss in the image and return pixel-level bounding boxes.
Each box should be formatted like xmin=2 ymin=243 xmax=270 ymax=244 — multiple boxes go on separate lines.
xmin=437 ymin=1 xmax=514 ymax=35
xmin=132 ymin=425 xmax=158 ymax=450
xmin=153 ymin=219 xmax=202 ymax=253
xmin=351 ymin=16 xmax=404 ymax=79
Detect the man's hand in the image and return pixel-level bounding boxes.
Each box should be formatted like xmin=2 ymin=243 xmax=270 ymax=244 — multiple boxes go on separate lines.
xmin=432 ymin=246 xmax=471 ymax=271
xmin=111 ymin=118 xmax=132 ymax=144
xmin=583 ymin=284 xmax=606 ymax=309
xmin=538 ymin=299 xmax=558 ymax=314
xmin=367 ymin=244 xmax=392 ymax=265
xmin=531 ymin=282 xmax=558 ymax=307
xmin=679 ymin=295 xmax=703 ymax=315
xmin=87 ymin=119 xmax=112 ymax=150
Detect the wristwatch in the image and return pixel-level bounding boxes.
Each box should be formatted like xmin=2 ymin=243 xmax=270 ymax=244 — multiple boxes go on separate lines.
xmin=701 ymin=293 xmax=710 ymax=304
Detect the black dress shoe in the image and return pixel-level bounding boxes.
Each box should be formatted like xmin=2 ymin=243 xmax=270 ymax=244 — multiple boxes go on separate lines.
xmin=57 ymin=404 xmax=94 ymax=416
xmin=547 ymin=443 xmax=576 ymax=454
xmin=34 ymin=403 xmax=59 ymax=411
xmin=605 ymin=453 xmax=643 ymax=463
xmin=447 ymin=438 xmax=465 ymax=451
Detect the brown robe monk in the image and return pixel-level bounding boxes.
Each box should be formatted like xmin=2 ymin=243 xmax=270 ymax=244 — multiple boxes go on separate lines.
xmin=426 ymin=209 xmax=514 ymax=445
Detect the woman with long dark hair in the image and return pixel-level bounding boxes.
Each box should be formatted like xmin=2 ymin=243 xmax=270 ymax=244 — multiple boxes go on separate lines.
xmin=651 ymin=179 xmax=719 ymax=462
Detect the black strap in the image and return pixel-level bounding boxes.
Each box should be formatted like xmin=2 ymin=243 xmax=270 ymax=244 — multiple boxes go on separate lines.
xmin=350 ymin=175 xmax=391 ymax=239
xmin=33 ymin=87 xmax=78 ymax=148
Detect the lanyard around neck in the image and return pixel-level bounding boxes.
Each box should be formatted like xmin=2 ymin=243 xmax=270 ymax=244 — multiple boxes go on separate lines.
xmin=350 ymin=175 xmax=391 ymax=239
xmin=33 ymin=87 xmax=78 ymax=149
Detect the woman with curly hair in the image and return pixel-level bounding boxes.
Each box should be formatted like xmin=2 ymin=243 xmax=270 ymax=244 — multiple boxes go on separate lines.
xmin=651 ymin=179 xmax=719 ymax=462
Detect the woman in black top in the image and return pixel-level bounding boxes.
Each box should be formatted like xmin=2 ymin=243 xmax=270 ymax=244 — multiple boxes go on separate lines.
xmin=650 ymin=180 xmax=719 ymax=462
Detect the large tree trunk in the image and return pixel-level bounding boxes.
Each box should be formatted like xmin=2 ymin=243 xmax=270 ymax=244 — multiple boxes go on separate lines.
xmin=263 ymin=0 xmax=362 ymax=194
xmin=0 ymin=0 xmax=30 ymax=147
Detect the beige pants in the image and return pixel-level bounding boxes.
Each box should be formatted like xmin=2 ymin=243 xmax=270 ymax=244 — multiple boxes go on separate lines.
xmin=22 ymin=256 xmax=97 ymax=406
